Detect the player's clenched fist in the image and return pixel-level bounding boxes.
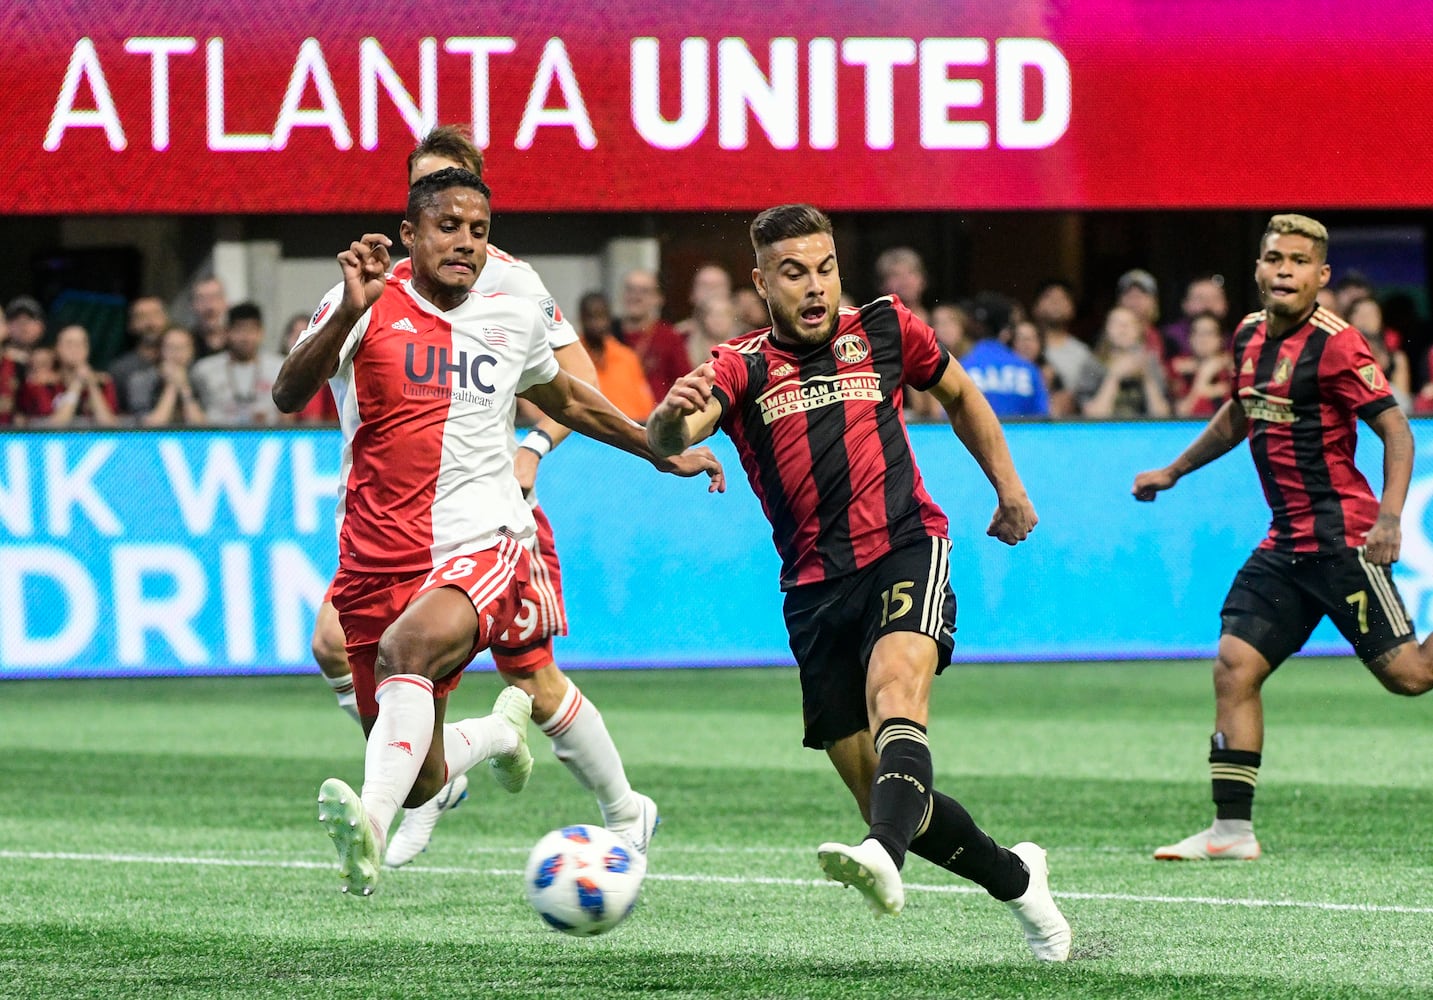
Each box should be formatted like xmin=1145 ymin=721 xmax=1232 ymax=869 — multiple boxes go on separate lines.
xmin=338 ymin=233 xmax=394 ymax=314
xmin=1132 ymin=467 xmax=1178 ymax=502
xmin=656 ymin=363 xmax=716 ymax=419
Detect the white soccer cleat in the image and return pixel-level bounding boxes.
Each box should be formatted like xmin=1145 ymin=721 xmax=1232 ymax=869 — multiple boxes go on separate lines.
xmin=317 ymin=777 xmax=382 ymax=897
xmin=382 ymin=773 xmax=470 ymax=869
xmin=1005 ymin=842 xmax=1072 ymax=962
xmin=817 ymin=838 xmax=905 ymax=916
xmin=1154 ymin=825 xmax=1261 ymax=861
xmin=489 ymin=686 xmax=534 ymax=794
xmin=608 ymin=791 xmax=661 ymax=856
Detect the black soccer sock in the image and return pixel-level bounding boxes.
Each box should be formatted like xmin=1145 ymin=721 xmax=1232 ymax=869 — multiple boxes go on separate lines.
xmin=865 ymin=718 xmax=934 ymax=871
xmin=909 ymin=791 xmax=1031 ymax=902
xmin=1210 ymin=738 xmax=1261 ymax=822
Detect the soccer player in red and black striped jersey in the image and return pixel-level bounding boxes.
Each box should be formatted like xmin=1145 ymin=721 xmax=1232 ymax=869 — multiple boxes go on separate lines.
xmin=647 ymin=204 xmax=1071 ymax=962
xmin=1134 ymin=214 xmax=1433 ymax=861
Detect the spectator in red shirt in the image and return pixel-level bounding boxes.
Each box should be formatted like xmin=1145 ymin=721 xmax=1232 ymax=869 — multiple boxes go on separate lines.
xmin=617 ymin=268 xmax=689 ymax=400
xmin=19 ymin=324 xmax=118 ymax=426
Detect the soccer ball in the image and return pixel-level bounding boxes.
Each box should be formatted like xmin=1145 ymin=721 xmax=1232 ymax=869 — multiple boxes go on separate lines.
xmin=524 ymin=824 xmax=645 ymax=936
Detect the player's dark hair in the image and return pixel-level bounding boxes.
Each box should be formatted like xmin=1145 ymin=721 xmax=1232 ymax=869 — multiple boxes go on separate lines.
xmin=226 ymin=301 xmax=262 ymax=327
xmin=407 ymin=125 xmax=485 ymax=183
xmin=405 ymin=167 xmax=491 ymax=223
xmin=750 ymin=204 xmax=833 ymax=253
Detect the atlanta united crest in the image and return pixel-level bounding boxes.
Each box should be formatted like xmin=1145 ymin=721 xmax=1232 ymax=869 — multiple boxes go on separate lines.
xmin=1271 ymin=356 xmax=1293 ymax=385
xmin=832 ymin=332 xmax=870 ymax=364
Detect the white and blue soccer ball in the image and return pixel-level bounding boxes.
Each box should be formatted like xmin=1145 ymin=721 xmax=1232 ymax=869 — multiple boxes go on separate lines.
xmin=524 ymin=824 xmax=645 ymax=936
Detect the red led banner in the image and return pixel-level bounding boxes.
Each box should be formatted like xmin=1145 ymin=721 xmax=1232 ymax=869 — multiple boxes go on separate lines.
xmin=3 ymin=1 xmax=1429 ymax=213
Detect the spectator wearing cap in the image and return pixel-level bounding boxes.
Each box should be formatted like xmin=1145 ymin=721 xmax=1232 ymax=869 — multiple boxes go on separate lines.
xmin=190 ymin=301 xmax=285 ymax=424
xmin=5 ymin=296 xmax=46 ymax=367
xmin=1116 ymin=269 xmax=1170 ymax=361
xmin=19 ymin=323 xmax=119 ymax=427
xmin=1162 ymin=275 xmax=1229 ymax=359
xmin=109 ymin=296 xmax=171 ymax=414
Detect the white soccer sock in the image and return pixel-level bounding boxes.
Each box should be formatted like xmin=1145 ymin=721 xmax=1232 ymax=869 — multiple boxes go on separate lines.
xmin=1212 ymin=818 xmax=1254 ymax=839
xmin=323 ymin=672 xmax=361 ymax=726
xmin=540 ymin=682 xmax=635 ymax=825
xmin=442 ymin=714 xmax=519 ymax=778
xmin=361 ymin=674 xmax=435 ymax=844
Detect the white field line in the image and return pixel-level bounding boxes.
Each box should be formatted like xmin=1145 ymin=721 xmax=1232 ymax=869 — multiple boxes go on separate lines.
xmin=3 ymin=849 xmax=1431 ymax=915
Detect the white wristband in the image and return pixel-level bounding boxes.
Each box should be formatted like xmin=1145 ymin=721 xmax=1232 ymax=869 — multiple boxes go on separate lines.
xmin=519 ymin=429 xmax=553 ymax=458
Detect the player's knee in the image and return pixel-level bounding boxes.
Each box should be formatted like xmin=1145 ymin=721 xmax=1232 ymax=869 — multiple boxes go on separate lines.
xmin=1376 ymin=661 xmax=1433 ymax=696
xmin=311 ymin=626 xmax=348 ymax=675
xmin=375 ymin=627 xmax=436 ymax=680
xmin=1212 ymin=650 xmax=1263 ymax=698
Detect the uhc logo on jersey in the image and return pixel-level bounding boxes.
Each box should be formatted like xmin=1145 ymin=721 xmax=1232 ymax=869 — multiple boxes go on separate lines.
xmin=404 ymin=342 xmax=498 ymax=404
xmin=832 ymin=333 xmax=870 ymax=364
xmin=539 ymin=297 xmax=563 ymax=329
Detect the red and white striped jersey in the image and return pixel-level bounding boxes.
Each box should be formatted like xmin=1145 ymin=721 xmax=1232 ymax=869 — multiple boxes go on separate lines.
xmin=299 ymin=276 xmax=560 ymax=574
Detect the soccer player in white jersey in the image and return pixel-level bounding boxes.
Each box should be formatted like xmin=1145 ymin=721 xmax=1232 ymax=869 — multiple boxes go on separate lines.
xmin=307 ymin=127 xmax=669 ymax=867
xmin=273 ymin=168 xmax=723 ymax=896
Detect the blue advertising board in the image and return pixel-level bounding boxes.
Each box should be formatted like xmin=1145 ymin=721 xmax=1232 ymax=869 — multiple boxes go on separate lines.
xmin=4 ymin=422 xmax=1433 ymax=678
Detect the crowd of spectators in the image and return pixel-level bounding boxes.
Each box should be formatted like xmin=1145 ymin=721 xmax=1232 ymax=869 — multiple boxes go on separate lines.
xmin=1 ymin=247 xmax=1426 ymax=429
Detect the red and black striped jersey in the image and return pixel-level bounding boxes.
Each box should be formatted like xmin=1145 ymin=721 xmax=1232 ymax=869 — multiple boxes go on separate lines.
xmin=709 ymin=295 xmax=951 ymax=590
xmin=1231 ymin=305 xmax=1398 ymax=553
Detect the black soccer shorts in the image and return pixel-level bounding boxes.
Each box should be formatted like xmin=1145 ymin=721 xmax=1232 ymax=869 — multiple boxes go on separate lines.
xmin=1220 ymin=546 xmax=1415 ymax=669
xmin=782 ymin=536 xmax=957 ymax=750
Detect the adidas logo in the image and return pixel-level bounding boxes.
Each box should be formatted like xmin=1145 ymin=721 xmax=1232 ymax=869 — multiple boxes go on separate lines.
xmin=770 ymin=363 xmax=795 ymax=380
xmin=392 ymin=317 xmax=418 ymax=333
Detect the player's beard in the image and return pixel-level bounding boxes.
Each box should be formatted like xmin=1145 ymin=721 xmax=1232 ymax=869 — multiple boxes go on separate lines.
xmin=769 ymin=298 xmax=838 ymax=347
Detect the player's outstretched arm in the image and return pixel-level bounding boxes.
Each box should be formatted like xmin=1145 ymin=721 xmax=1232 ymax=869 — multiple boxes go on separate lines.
xmin=1132 ymin=398 xmax=1248 ymax=501
xmin=523 ymin=369 xmax=725 ymax=492
xmin=514 ymin=341 xmax=598 ymax=493
xmin=273 ymin=234 xmax=391 ymax=413
xmin=928 ymin=358 xmax=1037 ymax=545
xmin=647 ymin=363 xmax=723 ymax=458
xmin=1364 ymin=405 xmax=1414 ymax=565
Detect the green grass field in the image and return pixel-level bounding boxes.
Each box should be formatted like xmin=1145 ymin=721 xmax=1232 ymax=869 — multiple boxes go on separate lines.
xmin=3 ymin=661 xmax=1432 ymax=999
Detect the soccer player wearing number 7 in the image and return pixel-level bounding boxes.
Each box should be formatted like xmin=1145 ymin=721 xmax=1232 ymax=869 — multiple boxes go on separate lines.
xmin=647 ymin=205 xmax=1070 ymax=962
xmin=1133 ymin=214 xmax=1433 ymax=862
xmin=273 ymin=168 xmax=724 ymax=896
